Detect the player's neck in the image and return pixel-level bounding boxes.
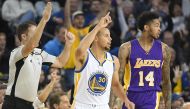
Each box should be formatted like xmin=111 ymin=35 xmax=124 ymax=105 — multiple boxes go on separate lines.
xmin=90 ymin=45 xmax=106 ymax=62
xmin=21 ymin=41 xmax=25 ymax=45
xmin=139 ymin=32 xmax=154 ymax=45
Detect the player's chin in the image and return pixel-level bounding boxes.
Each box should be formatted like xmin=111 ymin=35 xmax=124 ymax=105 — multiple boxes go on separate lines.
xmin=105 ymin=46 xmax=110 ymax=51
xmin=153 ymin=35 xmax=160 ymax=39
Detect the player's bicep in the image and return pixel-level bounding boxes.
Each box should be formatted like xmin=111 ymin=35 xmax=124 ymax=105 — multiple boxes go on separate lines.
xmin=75 ymin=51 xmax=88 ymax=72
xmin=75 ymin=46 xmax=87 ymax=62
xmin=119 ymin=43 xmax=130 ymax=69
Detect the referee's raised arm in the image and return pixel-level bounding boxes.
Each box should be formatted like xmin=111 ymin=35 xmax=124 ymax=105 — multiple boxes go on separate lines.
xmin=21 ymin=2 xmax=52 ymax=57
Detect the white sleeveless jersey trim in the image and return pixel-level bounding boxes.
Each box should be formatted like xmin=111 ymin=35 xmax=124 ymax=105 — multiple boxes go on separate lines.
xmin=74 ymin=49 xmax=114 ymax=105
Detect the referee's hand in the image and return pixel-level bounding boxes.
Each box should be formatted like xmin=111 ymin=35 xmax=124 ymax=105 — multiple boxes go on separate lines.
xmin=42 ymin=2 xmax=52 ymax=22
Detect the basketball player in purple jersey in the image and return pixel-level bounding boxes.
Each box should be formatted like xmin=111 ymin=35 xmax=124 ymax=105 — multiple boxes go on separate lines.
xmin=119 ymin=12 xmax=171 ymax=109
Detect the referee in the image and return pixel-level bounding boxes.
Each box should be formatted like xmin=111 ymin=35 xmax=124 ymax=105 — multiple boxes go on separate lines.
xmin=2 ymin=2 xmax=74 ymax=109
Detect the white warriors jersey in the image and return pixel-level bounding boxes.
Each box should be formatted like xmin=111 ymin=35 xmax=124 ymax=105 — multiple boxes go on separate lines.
xmin=74 ymin=49 xmax=115 ymax=105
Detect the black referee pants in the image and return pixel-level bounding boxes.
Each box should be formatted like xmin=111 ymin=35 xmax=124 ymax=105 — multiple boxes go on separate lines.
xmin=2 ymin=95 xmax=34 ymax=109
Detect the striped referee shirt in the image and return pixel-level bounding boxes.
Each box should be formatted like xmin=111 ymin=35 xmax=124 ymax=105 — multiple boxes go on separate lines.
xmin=6 ymin=45 xmax=56 ymax=102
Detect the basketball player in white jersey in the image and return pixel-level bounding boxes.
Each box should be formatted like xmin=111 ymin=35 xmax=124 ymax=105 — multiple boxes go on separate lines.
xmin=72 ymin=12 xmax=135 ymax=109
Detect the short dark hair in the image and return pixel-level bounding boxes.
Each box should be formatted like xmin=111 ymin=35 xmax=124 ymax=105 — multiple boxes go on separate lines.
xmin=16 ymin=21 xmax=37 ymax=41
xmin=91 ymin=0 xmax=101 ymax=3
xmin=137 ymin=12 xmax=159 ymax=31
xmin=89 ymin=24 xmax=102 ymax=37
xmin=49 ymin=92 xmax=67 ymax=109
xmin=55 ymin=25 xmax=66 ymax=34
xmin=0 ymin=32 xmax=6 ymax=37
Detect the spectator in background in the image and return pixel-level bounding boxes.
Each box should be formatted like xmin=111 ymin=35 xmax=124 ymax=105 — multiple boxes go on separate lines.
xmin=133 ymin=0 xmax=152 ymax=18
xmin=51 ymin=0 xmax=80 ymax=31
xmin=33 ymin=69 xmax=59 ymax=109
xmin=157 ymin=0 xmax=173 ymax=32
xmin=162 ymin=31 xmax=174 ymax=47
xmin=116 ymin=0 xmax=137 ymax=42
xmin=70 ymin=0 xmax=81 ymax=14
xmin=48 ymin=92 xmax=71 ymax=109
xmin=158 ymin=96 xmax=165 ymax=109
xmin=83 ymin=0 xmax=103 ymax=26
xmin=174 ymin=16 xmax=190 ymax=64
xmin=43 ymin=26 xmax=73 ymax=92
xmin=181 ymin=73 xmax=190 ymax=102
xmin=49 ymin=68 xmax=63 ymax=94
xmin=0 ymin=33 xmax=10 ymax=81
xmin=44 ymin=26 xmax=66 ymax=58
xmin=169 ymin=2 xmax=185 ymax=33
xmin=172 ymin=65 xmax=183 ymax=94
xmin=0 ymin=83 xmax=6 ymax=109
xmin=2 ymin=0 xmax=35 ymax=26
xmin=182 ymin=102 xmax=190 ymax=109
xmin=110 ymin=0 xmax=137 ymax=57
xmin=171 ymin=93 xmax=184 ymax=109
xmin=182 ymin=0 xmax=190 ymax=17
xmin=169 ymin=47 xmax=182 ymax=93
xmin=163 ymin=31 xmax=184 ymax=65
xmin=35 ymin=0 xmax=60 ymax=18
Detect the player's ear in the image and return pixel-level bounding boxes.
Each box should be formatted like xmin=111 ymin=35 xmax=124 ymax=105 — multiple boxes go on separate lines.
xmin=144 ymin=25 xmax=149 ymax=31
xmin=21 ymin=34 xmax=26 ymax=41
xmin=53 ymin=104 xmax=59 ymax=108
xmin=94 ymin=36 xmax=98 ymax=42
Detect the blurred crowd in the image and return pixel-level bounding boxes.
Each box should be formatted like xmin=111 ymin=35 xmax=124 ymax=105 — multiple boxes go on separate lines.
xmin=0 ymin=0 xmax=190 ymax=109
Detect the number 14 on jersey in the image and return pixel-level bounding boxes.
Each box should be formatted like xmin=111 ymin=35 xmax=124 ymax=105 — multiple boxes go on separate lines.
xmin=139 ymin=71 xmax=154 ymax=86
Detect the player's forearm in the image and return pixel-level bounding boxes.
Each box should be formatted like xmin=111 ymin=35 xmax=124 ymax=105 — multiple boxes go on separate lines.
xmin=112 ymin=82 xmax=126 ymax=102
xmin=57 ymin=42 xmax=72 ymax=67
xmin=38 ymin=81 xmax=55 ymax=103
xmin=162 ymin=81 xmax=171 ymax=109
xmin=64 ymin=0 xmax=71 ymax=28
xmin=119 ymin=68 xmax=125 ymax=83
xmin=76 ymin=25 xmax=100 ymax=54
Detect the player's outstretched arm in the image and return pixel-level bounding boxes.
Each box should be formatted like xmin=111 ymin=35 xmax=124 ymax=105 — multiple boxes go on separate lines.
xmin=162 ymin=43 xmax=172 ymax=109
xmin=111 ymin=56 xmax=135 ymax=109
xmin=51 ymin=31 xmax=75 ymax=68
xmin=75 ymin=12 xmax=112 ymax=62
xmin=22 ymin=2 xmax=52 ymax=57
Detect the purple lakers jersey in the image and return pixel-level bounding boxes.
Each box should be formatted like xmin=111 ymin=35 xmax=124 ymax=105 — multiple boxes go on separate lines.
xmin=124 ymin=39 xmax=163 ymax=92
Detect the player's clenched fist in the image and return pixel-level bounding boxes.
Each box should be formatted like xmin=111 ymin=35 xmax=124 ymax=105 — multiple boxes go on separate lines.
xmin=65 ymin=30 xmax=75 ymax=45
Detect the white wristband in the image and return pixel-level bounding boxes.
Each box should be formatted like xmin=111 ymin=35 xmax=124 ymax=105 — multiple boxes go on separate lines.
xmin=33 ymin=97 xmax=45 ymax=109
